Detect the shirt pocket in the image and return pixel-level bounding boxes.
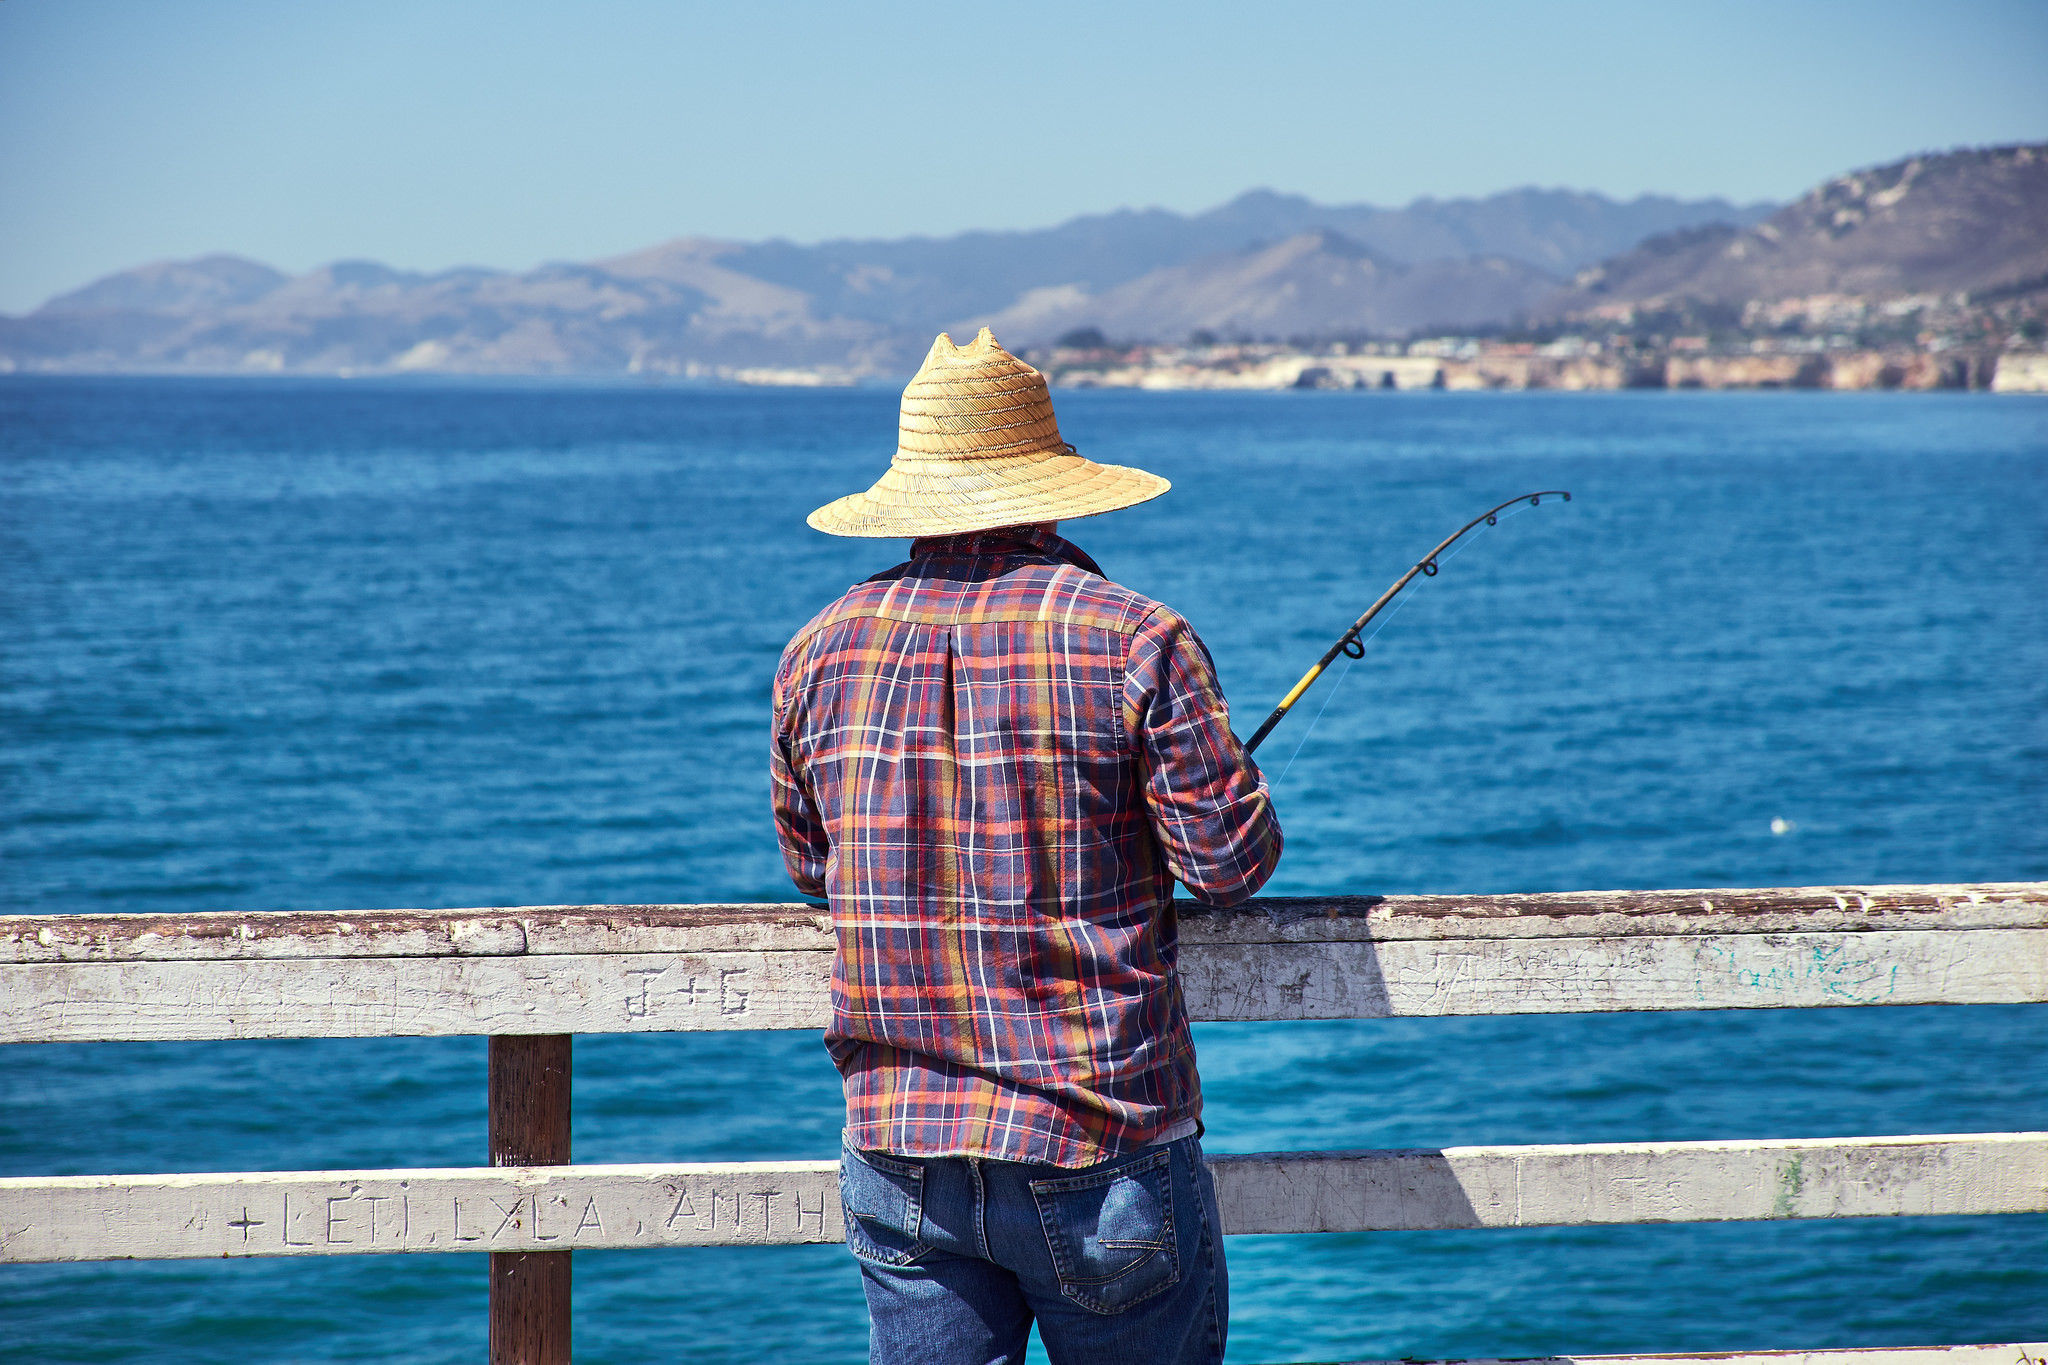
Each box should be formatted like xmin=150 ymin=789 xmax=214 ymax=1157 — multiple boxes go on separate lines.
xmin=1029 ymin=1147 xmax=1181 ymax=1314
xmin=839 ymin=1144 xmax=931 ymax=1266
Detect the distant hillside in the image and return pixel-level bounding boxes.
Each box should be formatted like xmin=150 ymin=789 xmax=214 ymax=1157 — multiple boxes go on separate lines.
xmin=719 ymin=186 xmax=1771 ymax=331
xmin=977 ymin=230 xmax=1559 ymax=344
xmin=1547 ymin=144 xmax=2048 ymax=319
xmin=37 ymin=254 xmax=290 ymax=315
xmin=0 ymin=186 xmax=1768 ymax=377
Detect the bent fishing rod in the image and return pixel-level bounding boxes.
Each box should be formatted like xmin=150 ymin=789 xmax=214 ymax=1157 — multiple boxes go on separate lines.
xmin=1241 ymin=490 xmax=1571 ymax=754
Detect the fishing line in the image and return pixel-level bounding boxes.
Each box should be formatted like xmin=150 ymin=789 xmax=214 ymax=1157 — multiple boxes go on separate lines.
xmin=1273 ymin=653 xmax=1350 ymax=784
xmin=1268 ymin=500 xmax=1532 ymax=784
xmin=1242 ymin=489 xmax=1569 ymax=756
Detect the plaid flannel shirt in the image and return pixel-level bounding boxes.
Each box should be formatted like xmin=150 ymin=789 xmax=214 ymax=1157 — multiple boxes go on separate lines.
xmin=770 ymin=524 xmax=1282 ymax=1166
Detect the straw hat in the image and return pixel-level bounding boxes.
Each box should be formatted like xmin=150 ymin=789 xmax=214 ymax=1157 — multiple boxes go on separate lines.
xmin=807 ymin=328 xmax=1170 ymax=537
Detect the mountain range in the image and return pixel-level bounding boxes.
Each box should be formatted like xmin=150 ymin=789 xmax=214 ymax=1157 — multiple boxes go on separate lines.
xmin=1549 ymin=143 xmax=2048 ymax=318
xmin=0 ymin=187 xmax=1770 ymax=377
xmin=4 ymin=145 xmax=2040 ymax=378
xmin=981 ymin=231 xmax=1564 ymax=343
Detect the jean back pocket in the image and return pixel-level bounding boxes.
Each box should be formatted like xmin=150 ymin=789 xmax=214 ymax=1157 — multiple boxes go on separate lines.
xmin=840 ymin=1145 xmax=931 ymax=1266
xmin=1029 ymin=1147 xmax=1181 ymax=1314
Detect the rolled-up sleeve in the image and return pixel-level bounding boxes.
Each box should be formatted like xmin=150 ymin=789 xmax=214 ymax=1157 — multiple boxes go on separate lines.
xmin=1123 ymin=607 xmax=1282 ymax=905
xmin=770 ymin=646 xmax=830 ymax=900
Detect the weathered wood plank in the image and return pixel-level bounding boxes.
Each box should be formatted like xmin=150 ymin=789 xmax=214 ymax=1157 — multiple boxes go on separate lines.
xmin=0 ymin=1161 xmax=837 ymax=1262
xmin=5 ymin=884 xmax=2041 ymax=964
xmin=488 ymin=1036 xmax=571 ymax=1365
xmin=0 ymin=949 xmax=834 ymax=1041
xmin=1317 ymin=1348 xmax=2048 ymax=1365
xmin=1208 ymin=1132 xmax=2048 ymax=1235
xmin=4 ymin=927 xmax=2039 ymax=1043
xmin=1181 ymin=928 xmax=2046 ymax=1021
xmin=3 ymin=1134 xmax=2040 ymax=1263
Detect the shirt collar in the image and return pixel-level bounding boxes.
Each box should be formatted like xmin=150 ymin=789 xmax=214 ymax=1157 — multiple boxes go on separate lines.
xmin=908 ymin=523 xmax=1103 ymax=576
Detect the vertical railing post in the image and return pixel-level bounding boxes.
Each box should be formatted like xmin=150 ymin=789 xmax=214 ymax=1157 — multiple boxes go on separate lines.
xmin=489 ymin=1035 xmax=572 ymax=1365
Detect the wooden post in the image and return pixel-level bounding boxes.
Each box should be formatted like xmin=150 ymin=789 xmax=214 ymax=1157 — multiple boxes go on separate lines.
xmin=489 ymin=1035 xmax=572 ymax=1365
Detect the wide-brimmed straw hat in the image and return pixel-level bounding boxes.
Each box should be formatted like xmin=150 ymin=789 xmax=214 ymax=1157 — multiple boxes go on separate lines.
xmin=807 ymin=328 xmax=1170 ymax=537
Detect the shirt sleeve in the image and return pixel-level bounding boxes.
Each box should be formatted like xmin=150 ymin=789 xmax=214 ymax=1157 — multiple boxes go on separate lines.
xmin=769 ymin=643 xmax=830 ymax=901
xmin=1123 ymin=607 xmax=1283 ymax=906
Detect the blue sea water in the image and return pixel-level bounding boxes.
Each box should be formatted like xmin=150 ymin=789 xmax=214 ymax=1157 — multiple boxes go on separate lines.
xmin=2 ymin=377 xmax=2045 ymax=1363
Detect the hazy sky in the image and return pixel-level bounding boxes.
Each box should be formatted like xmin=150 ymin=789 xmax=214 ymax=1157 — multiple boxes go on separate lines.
xmin=3 ymin=0 xmax=2044 ymax=313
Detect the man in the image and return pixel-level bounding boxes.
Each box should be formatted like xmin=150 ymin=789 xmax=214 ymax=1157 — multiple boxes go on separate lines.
xmin=771 ymin=328 xmax=1281 ymax=1365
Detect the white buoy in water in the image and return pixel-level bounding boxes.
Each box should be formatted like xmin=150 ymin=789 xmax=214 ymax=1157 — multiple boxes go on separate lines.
xmin=1770 ymin=817 xmax=1796 ymax=836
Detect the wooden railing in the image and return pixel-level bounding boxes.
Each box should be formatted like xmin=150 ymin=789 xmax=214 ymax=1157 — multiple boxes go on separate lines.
xmin=4 ymin=883 xmax=2045 ymax=1365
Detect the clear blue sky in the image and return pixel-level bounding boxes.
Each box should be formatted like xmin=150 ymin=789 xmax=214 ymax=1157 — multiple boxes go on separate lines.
xmin=2 ymin=0 xmax=2043 ymax=313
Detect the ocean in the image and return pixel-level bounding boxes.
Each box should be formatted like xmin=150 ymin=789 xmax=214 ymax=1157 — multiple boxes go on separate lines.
xmin=2 ymin=378 xmax=2045 ymax=1362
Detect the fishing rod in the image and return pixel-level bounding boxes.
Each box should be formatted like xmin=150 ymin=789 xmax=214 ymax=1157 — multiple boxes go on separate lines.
xmin=1241 ymin=490 xmax=1572 ymax=754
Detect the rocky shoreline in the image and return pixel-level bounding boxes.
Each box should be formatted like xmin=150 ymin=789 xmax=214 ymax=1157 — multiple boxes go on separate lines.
xmin=1030 ymin=342 xmax=2048 ymax=393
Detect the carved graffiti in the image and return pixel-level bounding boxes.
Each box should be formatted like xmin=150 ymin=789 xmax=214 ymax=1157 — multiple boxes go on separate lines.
xmin=623 ymin=962 xmax=755 ymax=1020
xmin=489 ymin=1196 xmax=524 ymax=1239
xmin=6 ymin=1174 xmax=848 ymax=1260
xmin=659 ymin=1183 xmax=830 ymax=1237
xmin=718 ymin=968 xmax=750 ymax=1015
xmin=324 ymin=1195 xmax=354 ymax=1244
xmin=280 ymin=1192 xmax=315 ymax=1246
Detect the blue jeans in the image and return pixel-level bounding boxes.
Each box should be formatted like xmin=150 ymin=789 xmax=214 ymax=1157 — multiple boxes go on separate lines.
xmin=839 ymin=1134 xmax=1227 ymax=1365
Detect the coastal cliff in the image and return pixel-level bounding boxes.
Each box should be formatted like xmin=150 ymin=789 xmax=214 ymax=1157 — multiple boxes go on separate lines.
xmin=1035 ymin=341 xmax=2029 ymax=392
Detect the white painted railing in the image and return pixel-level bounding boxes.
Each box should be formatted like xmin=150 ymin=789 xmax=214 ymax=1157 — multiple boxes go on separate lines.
xmin=3 ymin=882 xmax=2044 ymax=1365
xmin=6 ymin=1132 xmax=2043 ymax=1262
xmin=9 ymin=883 xmax=2043 ymax=1043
